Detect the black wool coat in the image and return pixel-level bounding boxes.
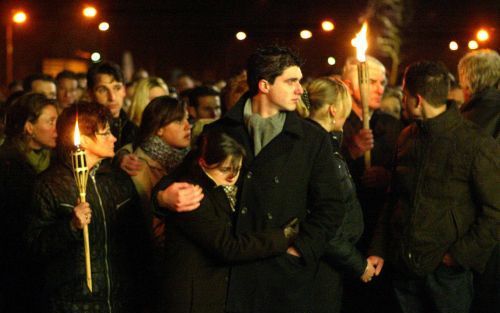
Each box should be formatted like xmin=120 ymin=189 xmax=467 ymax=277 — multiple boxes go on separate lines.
xmin=204 ymin=95 xmax=345 ymax=313
xmin=153 ymin=162 xmax=289 ymax=313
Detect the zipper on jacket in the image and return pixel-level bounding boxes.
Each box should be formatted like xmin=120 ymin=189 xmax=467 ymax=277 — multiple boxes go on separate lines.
xmin=90 ymin=172 xmax=113 ymax=313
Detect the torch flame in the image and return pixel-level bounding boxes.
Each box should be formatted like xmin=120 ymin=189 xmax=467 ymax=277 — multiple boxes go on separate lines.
xmin=354 ymin=22 xmax=368 ymax=62
xmin=74 ymin=118 xmax=81 ymax=147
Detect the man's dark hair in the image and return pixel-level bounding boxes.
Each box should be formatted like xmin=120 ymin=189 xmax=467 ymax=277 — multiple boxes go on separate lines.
xmin=22 ymin=73 xmax=55 ymax=92
xmin=56 ymin=101 xmax=112 ymax=160
xmin=403 ymin=61 xmax=450 ymax=107
xmin=246 ymin=45 xmax=303 ymax=97
xmin=86 ymin=61 xmax=124 ymax=90
xmin=56 ymin=70 xmax=77 ymax=84
xmin=187 ymin=86 xmax=220 ymax=108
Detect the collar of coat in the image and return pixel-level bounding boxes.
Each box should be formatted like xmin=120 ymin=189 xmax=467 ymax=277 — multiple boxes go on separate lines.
xmin=417 ymin=101 xmax=462 ymax=136
xmin=223 ymin=92 xmax=304 ymax=139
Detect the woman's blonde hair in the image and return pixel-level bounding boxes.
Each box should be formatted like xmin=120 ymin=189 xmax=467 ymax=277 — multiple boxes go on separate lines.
xmin=129 ymin=77 xmax=168 ymax=126
xmin=306 ymin=77 xmax=352 ymax=121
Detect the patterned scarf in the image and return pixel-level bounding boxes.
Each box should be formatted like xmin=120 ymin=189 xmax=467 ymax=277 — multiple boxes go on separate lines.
xmin=140 ymin=135 xmax=189 ymax=173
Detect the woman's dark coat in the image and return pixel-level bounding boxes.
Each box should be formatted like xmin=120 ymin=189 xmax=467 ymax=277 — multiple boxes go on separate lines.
xmin=27 ymin=159 xmax=150 ymax=313
xmin=154 ymin=161 xmax=289 ymax=313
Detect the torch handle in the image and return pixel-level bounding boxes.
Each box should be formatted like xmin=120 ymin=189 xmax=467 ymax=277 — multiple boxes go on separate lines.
xmin=358 ymin=62 xmax=372 ymax=168
xmin=80 ymin=194 xmax=92 ymax=293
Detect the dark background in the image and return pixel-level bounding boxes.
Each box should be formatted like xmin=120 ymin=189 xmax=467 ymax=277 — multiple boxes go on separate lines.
xmin=1 ymin=0 xmax=498 ymax=85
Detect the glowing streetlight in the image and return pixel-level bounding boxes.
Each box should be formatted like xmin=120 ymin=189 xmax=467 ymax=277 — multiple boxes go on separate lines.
xmin=91 ymin=52 xmax=101 ymax=62
xmin=83 ymin=6 xmax=97 ymax=18
xmin=6 ymin=10 xmax=28 ymax=83
xmin=236 ymin=31 xmax=247 ymax=41
xmin=300 ymin=30 xmax=312 ymax=39
xmin=98 ymin=22 xmax=110 ymax=31
xmin=12 ymin=11 xmax=27 ymax=24
xmin=468 ymin=40 xmax=479 ymax=50
xmin=327 ymin=57 xmax=336 ymax=65
xmin=449 ymin=41 xmax=459 ymax=51
xmin=322 ymin=20 xmax=335 ymax=32
xmin=476 ymin=29 xmax=489 ymax=42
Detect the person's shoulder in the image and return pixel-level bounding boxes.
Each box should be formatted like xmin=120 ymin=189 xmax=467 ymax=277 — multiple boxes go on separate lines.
xmin=375 ymin=110 xmax=402 ymax=126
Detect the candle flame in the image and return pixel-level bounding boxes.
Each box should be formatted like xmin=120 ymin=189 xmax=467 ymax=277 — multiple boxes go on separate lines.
xmin=354 ymin=22 xmax=368 ymax=62
xmin=74 ymin=118 xmax=81 ymax=146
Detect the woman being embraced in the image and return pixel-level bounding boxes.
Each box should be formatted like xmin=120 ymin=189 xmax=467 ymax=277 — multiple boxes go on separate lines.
xmin=153 ymin=130 xmax=298 ymax=313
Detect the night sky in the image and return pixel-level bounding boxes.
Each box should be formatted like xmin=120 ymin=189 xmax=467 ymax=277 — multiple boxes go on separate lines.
xmin=1 ymin=0 xmax=498 ymax=85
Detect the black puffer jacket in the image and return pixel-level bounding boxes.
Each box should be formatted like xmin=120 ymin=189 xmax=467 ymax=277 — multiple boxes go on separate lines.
xmin=324 ymin=131 xmax=366 ymax=276
xmin=371 ymin=104 xmax=500 ymax=277
xmin=27 ymin=159 xmax=150 ymax=313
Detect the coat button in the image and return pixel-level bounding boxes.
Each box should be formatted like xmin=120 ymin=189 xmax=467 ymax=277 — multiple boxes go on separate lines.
xmin=274 ymin=176 xmax=279 ymax=183
xmin=267 ymin=212 xmax=273 ymax=220
xmin=246 ymin=171 xmax=253 ymax=179
xmin=241 ymin=207 xmax=248 ymax=215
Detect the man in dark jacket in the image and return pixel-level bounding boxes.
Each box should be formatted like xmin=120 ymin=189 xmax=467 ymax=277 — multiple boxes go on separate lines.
xmin=458 ymin=48 xmax=500 ymax=313
xmin=87 ymin=61 xmax=138 ymax=151
xmin=156 ymin=46 xmax=345 ymax=313
xmin=369 ymin=61 xmax=500 ymax=313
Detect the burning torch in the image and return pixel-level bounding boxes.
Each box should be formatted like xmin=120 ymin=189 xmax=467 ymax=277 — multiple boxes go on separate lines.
xmin=71 ymin=118 xmax=93 ymax=293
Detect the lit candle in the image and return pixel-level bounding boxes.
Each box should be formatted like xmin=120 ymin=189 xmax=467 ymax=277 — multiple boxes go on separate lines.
xmin=353 ymin=22 xmax=371 ymax=168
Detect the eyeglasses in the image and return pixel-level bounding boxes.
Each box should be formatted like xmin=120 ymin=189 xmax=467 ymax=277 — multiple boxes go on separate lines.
xmin=95 ymin=129 xmax=112 ymax=137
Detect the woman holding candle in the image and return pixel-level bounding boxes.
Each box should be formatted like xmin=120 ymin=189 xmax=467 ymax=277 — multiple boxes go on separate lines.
xmin=27 ymin=101 xmax=150 ymax=313
xmin=0 ymin=93 xmax=58 ymax=313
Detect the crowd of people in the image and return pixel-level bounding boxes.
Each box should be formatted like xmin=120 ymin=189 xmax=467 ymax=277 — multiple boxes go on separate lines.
xmin=0 ymin=46 xmax=498 ymax=313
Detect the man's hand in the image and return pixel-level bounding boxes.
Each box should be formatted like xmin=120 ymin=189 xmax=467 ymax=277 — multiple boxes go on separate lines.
xmin=348 ymin=129 xmax=374 ymax=159
xmin=367 ymin=255 xmax=384 ymax=276
xmin=361 ymin=259 xmax=376 ymax=283
xmin=72 ymin=201 xmax=92 ymax=230
xmin=361 ymin=166 xmax=391 ymax=189
xmin=120 ymin=153 xmax=142 ymax=176
xmin=157 ymin=182 xmax=204 ymax=212
xmin=286 ymin=246 xmax=301 ymax=257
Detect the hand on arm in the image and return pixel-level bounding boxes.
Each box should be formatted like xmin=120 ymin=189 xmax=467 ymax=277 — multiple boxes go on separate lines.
xmin=157 ymin=182 xmax=204 ymax=212
xmin=120 ymin=153 xmax=143 ymax=176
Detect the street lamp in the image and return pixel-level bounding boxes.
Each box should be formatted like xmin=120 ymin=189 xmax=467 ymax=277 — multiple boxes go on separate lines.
xmin=83 ymin=6 xmax=98 ymax=18
xmin=6 ymin=10 xmax=28 ymax=83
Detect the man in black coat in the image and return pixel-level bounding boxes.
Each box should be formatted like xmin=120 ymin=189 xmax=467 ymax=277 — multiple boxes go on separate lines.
xmin=369 ymin=61 xmax=499 ymax=313
xmin=156 ymin=46 xmax=345 ymax=313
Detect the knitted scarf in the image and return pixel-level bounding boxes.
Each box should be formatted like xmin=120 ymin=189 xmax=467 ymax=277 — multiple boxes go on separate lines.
xmin=140 ymin=135 xmax=189 ymax=173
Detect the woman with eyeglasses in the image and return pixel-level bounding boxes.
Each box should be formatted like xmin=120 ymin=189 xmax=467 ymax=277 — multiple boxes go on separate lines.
xmin=27 ymin=101 xmax=150 ymax=313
